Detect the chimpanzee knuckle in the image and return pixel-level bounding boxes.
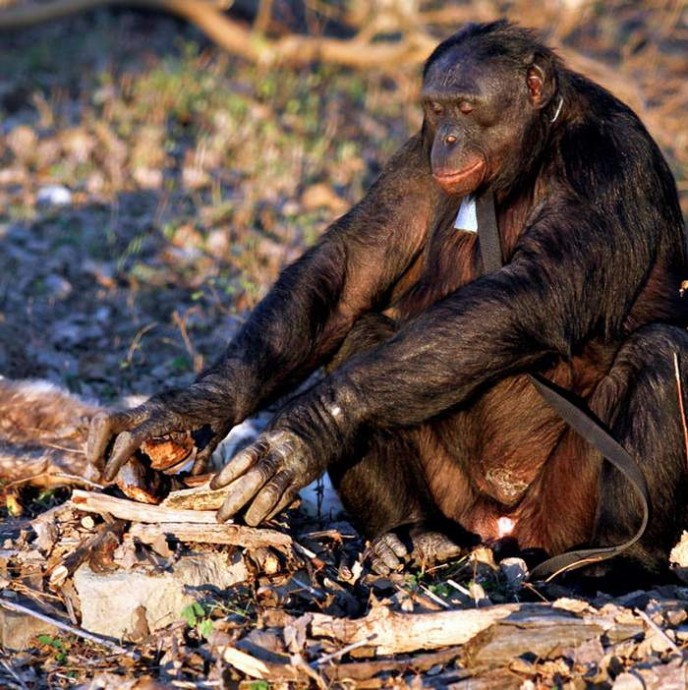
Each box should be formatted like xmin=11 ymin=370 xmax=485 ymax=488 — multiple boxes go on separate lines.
xmin=211 ymin=446 xmax=255 ymax=488
xmin=110 ymin=429 xmax=135 ymax=455
xmin=244 ymin=485 xmax=282 ymax=526
xmin=266 ymin=489 xmax=297 ymax=522
xmin=368 ymin=540 xmax=402 ymax=574
xmin=216 ymin=469 xmax=265 ymax=522
xmin=256 ymin=451 xmax=282 ymax=481
xmin=190 ymin=455 xmax=209 ymax=476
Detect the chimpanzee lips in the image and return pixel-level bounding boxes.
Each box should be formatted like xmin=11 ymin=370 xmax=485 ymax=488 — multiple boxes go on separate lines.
xmin=433 ymin=159 xmax=486 ymax=194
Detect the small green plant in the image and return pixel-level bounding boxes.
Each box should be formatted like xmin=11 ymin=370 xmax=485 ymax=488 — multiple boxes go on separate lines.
xmin=249 ymin=682 xmax=270 ymax=690
xmin=180 ymin=601 xmax=215 ymax=640
xmin=36 ymin=634 xmax=67 ymax=664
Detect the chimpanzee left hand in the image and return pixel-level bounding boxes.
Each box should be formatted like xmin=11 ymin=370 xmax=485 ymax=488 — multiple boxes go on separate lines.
xmin=210 ymin=373 xmax=359 ymax=525
xmin=210 ymin=427 xmax=327 ymax=524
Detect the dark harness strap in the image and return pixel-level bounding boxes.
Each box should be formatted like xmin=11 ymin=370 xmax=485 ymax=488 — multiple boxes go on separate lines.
xmin=475 ymin=191 xmax=650 ymax=581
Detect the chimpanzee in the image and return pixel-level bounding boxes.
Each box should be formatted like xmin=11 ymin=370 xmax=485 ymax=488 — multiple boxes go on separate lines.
xmin=89 ymin=21 xmax=688 ymax=578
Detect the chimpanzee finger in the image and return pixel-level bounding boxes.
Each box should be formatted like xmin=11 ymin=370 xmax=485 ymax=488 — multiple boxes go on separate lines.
xmin=244 ymin=470 xmax=295 ymax=526
xmin=190 ymin=433 xmax=224 ymax=475
xmin=216 ymin=463 xmax=273 ymax=523
xmin=264 ymin=488 xmax=298 ymax=522
xmin=87 ymin=409 xmax=144 ymax=469
xmin=103 ymin=417 xmax=174 ymax=481
xmin=210 ymin=438 xmax=270 ymax=489
xmin=367 ymin=532 xmax=407 ymax=575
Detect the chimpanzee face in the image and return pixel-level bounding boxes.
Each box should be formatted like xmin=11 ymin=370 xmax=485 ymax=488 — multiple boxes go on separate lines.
xmin=422 ymin=48 xmax=553 ymax=196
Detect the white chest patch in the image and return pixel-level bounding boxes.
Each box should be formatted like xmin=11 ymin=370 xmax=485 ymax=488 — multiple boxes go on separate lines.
xmin=454 ymin=195 xmax=478 ymax=233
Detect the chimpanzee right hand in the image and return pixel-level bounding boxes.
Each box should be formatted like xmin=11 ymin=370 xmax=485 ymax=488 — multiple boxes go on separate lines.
xmin=87 ymin=380 xmax=235 ymax=482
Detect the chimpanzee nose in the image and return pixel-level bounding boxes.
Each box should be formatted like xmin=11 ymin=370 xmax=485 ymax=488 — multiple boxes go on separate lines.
xmin=445 ymin=133 xmax=458 ymax=146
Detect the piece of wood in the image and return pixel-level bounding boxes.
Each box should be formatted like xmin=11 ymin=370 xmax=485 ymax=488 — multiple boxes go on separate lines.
xmin=70 ymin=490 xmax=292 ymax=552
xmin=308 ymin=604 xmax=520 ymax=655
xmin=141 ymin=431 xmax=195 ymax=473
xmin=129 ymin=522 xmax=292 ymax=552
xmin=460 ymin=606 xmax=642 ymax=672
xmin=306 ymin=601 xmax=645 ymax=656
xmin=321 ymin=646 xmax=464 ymax=682
xmin=70 ymin=489 xmax=218 ymax=523
xmin=160 ymin=481 xmax=229 ymax=511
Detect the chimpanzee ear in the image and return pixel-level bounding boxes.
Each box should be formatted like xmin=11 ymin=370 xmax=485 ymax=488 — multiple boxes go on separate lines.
xmin=526 ymin=61 xmax=556 ymax=108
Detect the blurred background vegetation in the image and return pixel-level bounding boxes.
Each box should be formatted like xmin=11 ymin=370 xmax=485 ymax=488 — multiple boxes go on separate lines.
xmin=0 ymin=0 xmax=685 ymax=401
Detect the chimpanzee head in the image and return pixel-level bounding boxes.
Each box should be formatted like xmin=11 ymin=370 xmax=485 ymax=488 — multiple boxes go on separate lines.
xmin=422 ymin=21 xmax=562 ymax=196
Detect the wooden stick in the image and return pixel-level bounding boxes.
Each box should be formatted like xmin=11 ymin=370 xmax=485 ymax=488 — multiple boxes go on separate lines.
xmin=70 ymin=489 xmax=218 ymax=523
xmin=308 ymin=603 xmax=520 ymax=655
xmin=160 ymin=482 xmax=229 ymax=511
xmin=129 ymin=521 xmax=292 ymax=551
xmin=635 ymin=607 xmax=680 ymax=652
xmin=321 ymin=646 xmax=464 ymax=682
xmin=70 ymin=490 xmax=292 ymax=551
xmin=306 ymin=601 xmax=643 ymax=656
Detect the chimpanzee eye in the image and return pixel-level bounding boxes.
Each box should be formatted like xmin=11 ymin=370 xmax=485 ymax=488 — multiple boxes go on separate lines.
xmin=459 ymin=101 xmax=474 ymax=115
xmin=430 ymin=101 xmax=444 ymax=115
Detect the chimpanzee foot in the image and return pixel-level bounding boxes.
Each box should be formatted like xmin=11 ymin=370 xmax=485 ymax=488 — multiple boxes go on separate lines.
xmin=367 ymin=526 xmax=463 ymax=575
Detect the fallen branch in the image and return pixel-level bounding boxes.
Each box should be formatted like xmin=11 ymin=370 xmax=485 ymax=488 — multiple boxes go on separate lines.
xmin=0 ymin=0 xmax=436 ymax=68
xmin=305 ymin=601 xmax=644 ymax=656
xmin=70 ymin=489 xmax=292 ymax=552
xmin=70 ymin=488 xmax=218 ymax=523
xmin=221 ymin=640 xmax=464 ymax=684
xmin=307 ymin=604 xmax=519 ymax=655
xmin=129 ymin=521 xmax=292 ymax=552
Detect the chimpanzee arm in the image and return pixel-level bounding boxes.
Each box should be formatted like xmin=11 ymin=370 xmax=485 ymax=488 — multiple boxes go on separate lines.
xmin=211 ymin=198 xmax=657 ymax=524
xmin=200 ymin=137 xmax=442 ymax=419
xmin=89 ymin=134 xmax=443 ymax=479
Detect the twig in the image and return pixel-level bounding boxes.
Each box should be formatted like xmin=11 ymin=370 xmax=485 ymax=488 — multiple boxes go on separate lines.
xmin=635 ymin=607 xmax=680 ymax=652
xmin=0 ymin=654 xmax=29 ymax=690
xmin=71 ymin=488 xmax=218 ymax=523
xmin=124 ymin=321 xmax=157 ymax=368
xmin=0 ymin=598 xmax=138 ymax=659
xmin=673 ymin=352 xmax=688 ymax=469
xmin=313 ymin=634 xmax=377 ymax=666
xmin=5 ymin=473 xmax=102 ymax=491
xmin=129 ymin=521 xmax=292 ymax=552
xmin=172 ymin=309 xmax=203 ymax=374
xmin=419 ymin=583 xmax=451 ymax=609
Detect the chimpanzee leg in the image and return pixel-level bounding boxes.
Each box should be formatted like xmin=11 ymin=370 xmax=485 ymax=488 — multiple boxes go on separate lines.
xmin=327 ymin=314 xmax=466 ymax=571
xmin=588 ymin=323 xmax=688 ymax=577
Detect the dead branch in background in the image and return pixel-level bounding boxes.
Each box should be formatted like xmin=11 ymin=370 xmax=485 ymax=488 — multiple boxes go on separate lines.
xmin=0 ymin=0 xmax=661 ymax=112
xmin=0 ymin=0 xmax=440 ymax=68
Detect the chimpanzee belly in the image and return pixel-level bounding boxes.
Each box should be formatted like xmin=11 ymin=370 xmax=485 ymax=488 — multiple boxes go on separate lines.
xmin=419 ymin=371 xmax=601 ymax=552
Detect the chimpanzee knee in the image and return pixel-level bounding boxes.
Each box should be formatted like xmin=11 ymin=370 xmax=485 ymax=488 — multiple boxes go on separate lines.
xmin=591 ymin=324 xmax=688 ymax=574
